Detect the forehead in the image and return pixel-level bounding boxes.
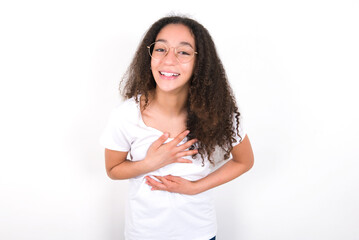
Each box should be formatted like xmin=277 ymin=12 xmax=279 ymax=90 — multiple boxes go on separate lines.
xmin=155 ymin=24 xmax=195 ymax=48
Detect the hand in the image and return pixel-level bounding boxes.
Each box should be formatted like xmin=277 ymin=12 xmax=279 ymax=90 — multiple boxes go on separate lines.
xmin=143 ymin=130 xmax=198 ymax=172
xmin=145 ymin=175 xmax=198 ymax=195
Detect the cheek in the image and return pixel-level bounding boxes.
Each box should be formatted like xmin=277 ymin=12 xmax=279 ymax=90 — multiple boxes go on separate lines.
xmin=184 ymin=62 xmax=195 ymax=76
xmin=150 ymin=60 xmax=157 ymax=76
xmin=151 ymin=58 xmax=160 ymax=69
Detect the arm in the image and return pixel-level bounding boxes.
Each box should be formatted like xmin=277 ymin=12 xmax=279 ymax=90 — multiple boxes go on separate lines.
xmin=105 ymin=131 xmax=198 ymax=180
xmin=193 ymin=135 xmax=254 ymax=193
xmin=145 ymin=135 xmax=254 ymax=195
xmin=105 ymin=149 xmax=149 ymax=180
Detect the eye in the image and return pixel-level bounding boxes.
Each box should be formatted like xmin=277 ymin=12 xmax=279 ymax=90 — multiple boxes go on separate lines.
xmin=152 ymin=42 xmax=168 ymax=54
xmin=177 ymin=51 xmax=190 ymax=56
xmin=154 ymin=47 xmax=166 ymax=53
xmin=176 ymin=45 xmax=194 ymax=56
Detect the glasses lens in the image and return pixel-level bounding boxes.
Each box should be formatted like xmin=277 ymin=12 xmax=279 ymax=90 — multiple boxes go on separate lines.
xmin=148 ymin=42 xmax=167 ymax=60
xmin=176 ymin=45 xmax=195 ymax=63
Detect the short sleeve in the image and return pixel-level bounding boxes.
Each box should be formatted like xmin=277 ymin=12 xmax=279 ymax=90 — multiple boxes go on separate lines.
xmin=232 ymin=114 xmax=247 ymax=147
xmin=99 ymin=108 xmax=131 ymax=152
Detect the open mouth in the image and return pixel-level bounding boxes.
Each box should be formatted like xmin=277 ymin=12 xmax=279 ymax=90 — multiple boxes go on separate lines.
xmin=159 ymin=71 xmax=180 ymax=77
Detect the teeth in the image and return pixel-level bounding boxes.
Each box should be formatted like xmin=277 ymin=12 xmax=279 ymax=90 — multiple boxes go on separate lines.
xmin=160 ymin=71 xmax=179 ymax=77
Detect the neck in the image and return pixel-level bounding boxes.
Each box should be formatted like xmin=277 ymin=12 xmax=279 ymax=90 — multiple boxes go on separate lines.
xmin=151 ymin=88 xmax=188 ymax=116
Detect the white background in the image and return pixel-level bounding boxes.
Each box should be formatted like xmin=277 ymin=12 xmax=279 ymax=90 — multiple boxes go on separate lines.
xmin=1 ymin=0 xmax=358 ymax=239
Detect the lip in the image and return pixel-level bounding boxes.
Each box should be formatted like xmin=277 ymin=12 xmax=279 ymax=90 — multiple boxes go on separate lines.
xmin=159 ymin=71 xmax=180 ymax=80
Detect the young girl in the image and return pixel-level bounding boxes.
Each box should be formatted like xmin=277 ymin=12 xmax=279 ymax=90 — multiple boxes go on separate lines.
xmin=100 ymin=16 xmax=254 ymax=240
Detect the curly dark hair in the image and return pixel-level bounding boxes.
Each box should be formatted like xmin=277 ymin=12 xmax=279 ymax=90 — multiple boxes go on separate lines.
xmin=121 ymin=15 xmax=242 ymax=165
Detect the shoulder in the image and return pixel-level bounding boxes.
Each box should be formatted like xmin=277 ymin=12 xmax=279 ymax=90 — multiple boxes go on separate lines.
xmin=112 ymin=97 xmax=139 ymax=115
xmin=109 ymin=97 xmax=140 ymax=122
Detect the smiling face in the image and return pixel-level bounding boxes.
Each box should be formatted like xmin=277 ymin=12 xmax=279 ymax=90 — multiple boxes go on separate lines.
xmin=150 ymin=24 xmax=196 ymax=95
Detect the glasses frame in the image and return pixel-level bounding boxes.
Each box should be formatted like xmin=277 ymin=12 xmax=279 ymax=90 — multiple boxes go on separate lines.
xmin=147 ymin=41 xmax=198 ymax=64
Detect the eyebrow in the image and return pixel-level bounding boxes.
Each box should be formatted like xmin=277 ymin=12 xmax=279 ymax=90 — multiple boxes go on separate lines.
xmin=156 ymin=39 xmax=195 ymax=49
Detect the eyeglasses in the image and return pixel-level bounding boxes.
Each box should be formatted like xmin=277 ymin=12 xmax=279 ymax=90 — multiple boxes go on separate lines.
xmin=147 ymin=41 xmax=198 ymax=64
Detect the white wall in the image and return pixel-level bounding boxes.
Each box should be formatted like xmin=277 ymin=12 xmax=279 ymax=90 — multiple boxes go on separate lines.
xmin=1 ymin=0 xmax=358 ymax=239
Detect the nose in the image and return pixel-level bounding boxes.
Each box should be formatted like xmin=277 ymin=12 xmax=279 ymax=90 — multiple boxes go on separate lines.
xmin=163 ymin=47 xmax=178 ymax=64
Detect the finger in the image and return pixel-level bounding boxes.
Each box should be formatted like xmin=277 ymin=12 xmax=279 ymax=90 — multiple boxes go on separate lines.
xmin=176 ymin=138 xmax=198 ymax=151
xmin=147 ymin=180 xmax=166 ymax=190
xmin=169 ymin=130 xmax=190 ymax=146
xmin=164 ymin=175 xmax=179 ymax=182
xmin=175 ymin=149 xmax=199 ymax=158
xmin=150 ymin=133 xmax=170 ymax=149
xmin=145 ymin=176 xmax=166 ymax=189
xmin=175 ymin=158 xmax=193 ymax=164
xmin=153 ymin=175 xmax=170 ymax=185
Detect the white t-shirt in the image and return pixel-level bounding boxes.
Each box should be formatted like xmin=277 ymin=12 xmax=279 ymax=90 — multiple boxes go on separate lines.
xmin=100 ymin=97 xmax=245 ymax=240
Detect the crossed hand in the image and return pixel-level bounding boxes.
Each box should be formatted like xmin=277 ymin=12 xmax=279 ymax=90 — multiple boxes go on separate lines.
xmin=143 ymin=130 xmax=199 ymax=195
